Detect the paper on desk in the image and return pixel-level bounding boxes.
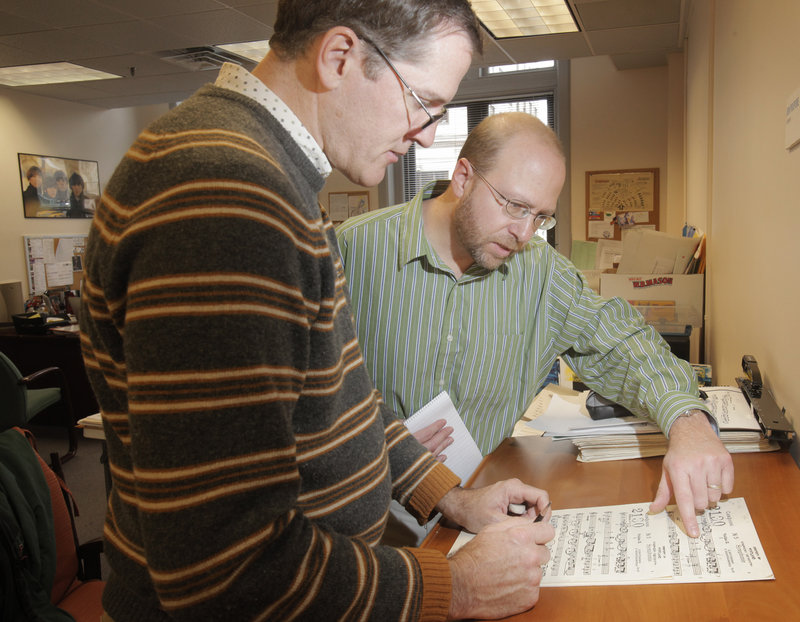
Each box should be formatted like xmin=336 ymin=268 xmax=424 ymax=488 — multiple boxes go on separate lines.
xmin=51 ymin=323 xmax=80 ymax=334
xmin=596 ymin=239 xmax=623 ymax=270
xmin=77 ymin=412 xmax=103 ymax=429
xmin=520 ymin=393 xmax=589 ymax=435
xmin=617 ymin=229 xmax=700 ymax=275
xmin=521 ymin=393 xmax=658 ymax=437
xmin=519 ymin=385 xmax=776 ymax=461
xmin=449 ymin=497 xmax=773 ymax=586
xmin=404 ymin=391 xmax=483 ymax=484
xmin=702 ymin=386 xmax=761 ymax=431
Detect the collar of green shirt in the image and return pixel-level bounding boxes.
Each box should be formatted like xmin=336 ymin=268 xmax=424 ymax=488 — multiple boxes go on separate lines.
xmin=397 ymin=182 xmax=510 ymax=280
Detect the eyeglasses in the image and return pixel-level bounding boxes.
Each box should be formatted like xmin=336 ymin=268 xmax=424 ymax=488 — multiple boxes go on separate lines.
xmin=362 ymin=37 xmax=446 ymax=131
xmin=469 ymin=163 xmax=557 ymax=231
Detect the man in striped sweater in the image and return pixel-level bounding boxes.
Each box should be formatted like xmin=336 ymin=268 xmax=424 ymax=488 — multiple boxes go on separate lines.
xmin=81 ymin=2 xmax=556 ymax=621
xmin=337 ymin=112 xmax=734 ymax=543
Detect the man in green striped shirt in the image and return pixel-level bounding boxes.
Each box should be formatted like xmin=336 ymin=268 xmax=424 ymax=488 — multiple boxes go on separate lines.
xmin=337 ymin=112 xmax=733 ymax=541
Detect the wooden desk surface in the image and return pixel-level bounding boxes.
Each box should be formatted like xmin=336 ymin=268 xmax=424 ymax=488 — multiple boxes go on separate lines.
xmin=423 ymin=436 xmax=800 ymax=621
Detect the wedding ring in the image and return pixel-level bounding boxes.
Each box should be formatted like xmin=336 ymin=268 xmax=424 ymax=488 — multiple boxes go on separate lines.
xmin=707 ymin=483 xmax=722 ymax=490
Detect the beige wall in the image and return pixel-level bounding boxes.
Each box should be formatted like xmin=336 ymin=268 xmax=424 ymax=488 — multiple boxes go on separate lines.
xmin=569 ymin=56 xmax=672 ymax=242
xmin=686 ymin=0 xmax=799 ymax=426
xmin=0 ymin=90 xmax=167 ymax=296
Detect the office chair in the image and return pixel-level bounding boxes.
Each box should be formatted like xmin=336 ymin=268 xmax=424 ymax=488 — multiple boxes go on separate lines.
xmin=0 ymin=427 xmax=104 ymax=621
xmin=0 ymin=350 xmax=78 ymax=462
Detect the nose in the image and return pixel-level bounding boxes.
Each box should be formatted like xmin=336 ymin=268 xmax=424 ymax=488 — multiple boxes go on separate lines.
xmin=508 ymin=216 xmax=536 ymax=245
xmin=408 ymin=122 xmax=438 ymax=148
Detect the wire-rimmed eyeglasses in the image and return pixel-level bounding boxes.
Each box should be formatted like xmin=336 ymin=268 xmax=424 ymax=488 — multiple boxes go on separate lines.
xmin=468 ymin=162 xmax=557 ymax=231
xmin=361 ymin=37 xmax=446 ymax=131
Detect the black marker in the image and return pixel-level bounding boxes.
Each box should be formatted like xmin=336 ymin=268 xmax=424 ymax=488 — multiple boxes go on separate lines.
xmin=533 ymin=501 xmax=552 ymax=523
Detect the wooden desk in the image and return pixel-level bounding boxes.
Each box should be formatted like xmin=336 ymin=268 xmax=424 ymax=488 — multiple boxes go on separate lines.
xmin=423 ymin=436 xmax=800 ymax=621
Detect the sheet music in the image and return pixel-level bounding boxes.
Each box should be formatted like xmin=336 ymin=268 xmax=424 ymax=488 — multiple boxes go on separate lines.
xmin=404 ymin=391 xmax=484 ymax=483
xmin=449 ymin=497 xmax=773 ymax=586
xmin=702 ymin=386 xmax=761 ymax=431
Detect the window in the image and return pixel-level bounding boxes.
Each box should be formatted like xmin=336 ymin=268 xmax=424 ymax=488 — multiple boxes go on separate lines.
xmin=402 ymin=94 xmax=555 ymax=241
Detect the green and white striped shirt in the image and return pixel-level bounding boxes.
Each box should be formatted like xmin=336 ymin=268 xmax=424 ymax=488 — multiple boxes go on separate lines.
xmin=336 ymin=185 xmax=708 ymax=455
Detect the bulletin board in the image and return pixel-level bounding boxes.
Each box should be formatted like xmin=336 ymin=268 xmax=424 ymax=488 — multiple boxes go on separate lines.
xmin=23 ymin=235 xmax=88 ymax=295
xmin=585 ymin=168 xmax=659 ymax=241
xmin=328 ymin=191 xmax=370 ymax=223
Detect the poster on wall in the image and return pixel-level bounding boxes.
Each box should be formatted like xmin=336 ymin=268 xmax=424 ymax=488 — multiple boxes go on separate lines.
xmin=18 ymin=152 xmax=100 ymax=219
xmin=585 ymin=168 xmax=659 ymax=241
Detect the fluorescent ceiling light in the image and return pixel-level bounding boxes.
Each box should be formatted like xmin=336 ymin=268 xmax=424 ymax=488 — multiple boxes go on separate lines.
xmin=470 ymin=0 xmax=578 ymax=38
xmin=487 ymin=60 xmax=555 ymax=74
xmin=0 ymin=62 xmax=120 ymax=87
xmin=217 ymin=40 xmax=270 ymax=63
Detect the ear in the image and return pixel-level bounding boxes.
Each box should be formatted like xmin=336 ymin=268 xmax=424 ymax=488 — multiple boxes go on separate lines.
xmin=315 ymin=27 xmax=362 ymax=90
xmin=450 ymin=158 xmax=473 ymax=199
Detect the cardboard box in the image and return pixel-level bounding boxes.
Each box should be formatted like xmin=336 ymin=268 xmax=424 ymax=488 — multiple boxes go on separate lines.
xmin=600 ymin=274 xmax=704 ymax=363
xmin=599 ymin=274 xmax=704 ymax=326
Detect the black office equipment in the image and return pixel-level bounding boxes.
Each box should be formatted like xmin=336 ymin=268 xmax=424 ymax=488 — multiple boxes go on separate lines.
xmin=586 ymin=390 xmax=635 ymax=420
xmin=735 ymin=354 xmax=794 ymax=443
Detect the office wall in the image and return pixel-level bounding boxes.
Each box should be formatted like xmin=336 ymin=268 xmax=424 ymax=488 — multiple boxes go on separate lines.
xmin=569 ymin=56 xmax=674 ymax=243
xmin=0 ymin=90 xmax=167 ymax=296
xmin=320 ymin=169 xmax=379 ymax=222
xmin=686 ymin=0 xmax=799 ymax=427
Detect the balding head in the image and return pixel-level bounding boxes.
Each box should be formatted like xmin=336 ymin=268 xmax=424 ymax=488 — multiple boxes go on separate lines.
xmin=458 ymin=112 xmax=564 ymax=175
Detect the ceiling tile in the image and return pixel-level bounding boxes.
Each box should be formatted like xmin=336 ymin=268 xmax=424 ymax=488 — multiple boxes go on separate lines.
xmin=96 ymin=0 xmax=225 ymax=20
xmin=2 ymin=0 xmax=130 ymax=28
xmin=62 ymin=21 xmax=195 ymax=57
xmin=0 ymin=11 xmax=43 ymax=36
xmin=0 ymin=29 xmax=121 ymax=65
xmin=573 ymin=0 xmax=681 ymax=31
xmin=157 ymin=9 xmax=274 ymax=47
xmin=76 ymin=53 xmax=188 ymax=78
xmin=588 ymin=23 xmax=680 ymax=55
xmin=233 ymin=3 xmax=279 ymax=28
xmin=0 ymin=41 xmax=34 ymax=66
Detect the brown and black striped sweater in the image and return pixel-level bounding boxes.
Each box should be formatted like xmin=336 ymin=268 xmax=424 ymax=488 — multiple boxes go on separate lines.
xmin=80 ymin=84 xmax=459 ymax=621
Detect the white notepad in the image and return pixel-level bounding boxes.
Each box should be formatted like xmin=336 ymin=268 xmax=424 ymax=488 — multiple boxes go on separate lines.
xmin=404 ymin=391 xmax=484 ymax=484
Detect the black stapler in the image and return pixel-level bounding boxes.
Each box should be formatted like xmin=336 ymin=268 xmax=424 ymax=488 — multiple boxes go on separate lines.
xmin=735 ymin=354 xmax=794 ymax=443
xmin=585 ymin=391 xmax=635 ymax=420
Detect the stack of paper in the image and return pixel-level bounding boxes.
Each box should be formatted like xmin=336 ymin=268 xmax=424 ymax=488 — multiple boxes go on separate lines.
xmin=514 ymin=386 xmax=779 ymax=462
xmin=77 ymin=412 xmax=105 ymax=440
xmin=617 ymin=229 xmax=700 ymax=275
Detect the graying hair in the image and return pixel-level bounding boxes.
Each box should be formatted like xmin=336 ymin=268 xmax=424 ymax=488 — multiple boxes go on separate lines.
xmin=270 ymin=0 xmax=482 ymax=77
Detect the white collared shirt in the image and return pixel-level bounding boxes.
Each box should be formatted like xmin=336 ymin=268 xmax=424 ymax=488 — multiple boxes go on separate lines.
xmin=214 ymin=62 xmax=332 ymax=178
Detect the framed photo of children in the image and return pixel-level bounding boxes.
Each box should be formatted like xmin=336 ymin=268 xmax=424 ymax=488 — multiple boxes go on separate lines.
xmin=18 ymin=152 xmax=101 ymax=219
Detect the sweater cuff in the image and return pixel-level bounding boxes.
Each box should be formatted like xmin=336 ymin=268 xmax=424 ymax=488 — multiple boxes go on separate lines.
xmin=407 ymin=547 xmax=452 ymax=622
xmin=407 ymin=462 xmax=461 ymax=524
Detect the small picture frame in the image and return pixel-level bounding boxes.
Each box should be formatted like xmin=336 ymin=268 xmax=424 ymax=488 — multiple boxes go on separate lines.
xmin=18 ymin=152 xmax=101 ymax=219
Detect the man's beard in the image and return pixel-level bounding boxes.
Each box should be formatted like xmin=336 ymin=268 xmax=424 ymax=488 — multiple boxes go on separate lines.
xmin=453 ymin=190 xmax=523 ymax=271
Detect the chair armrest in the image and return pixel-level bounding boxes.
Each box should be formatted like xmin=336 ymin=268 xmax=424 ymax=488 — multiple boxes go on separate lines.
xmin=77 ymin=538 xmax=104 ymax=581
xmin=20 ymin=366 xmax=64 ymax=387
